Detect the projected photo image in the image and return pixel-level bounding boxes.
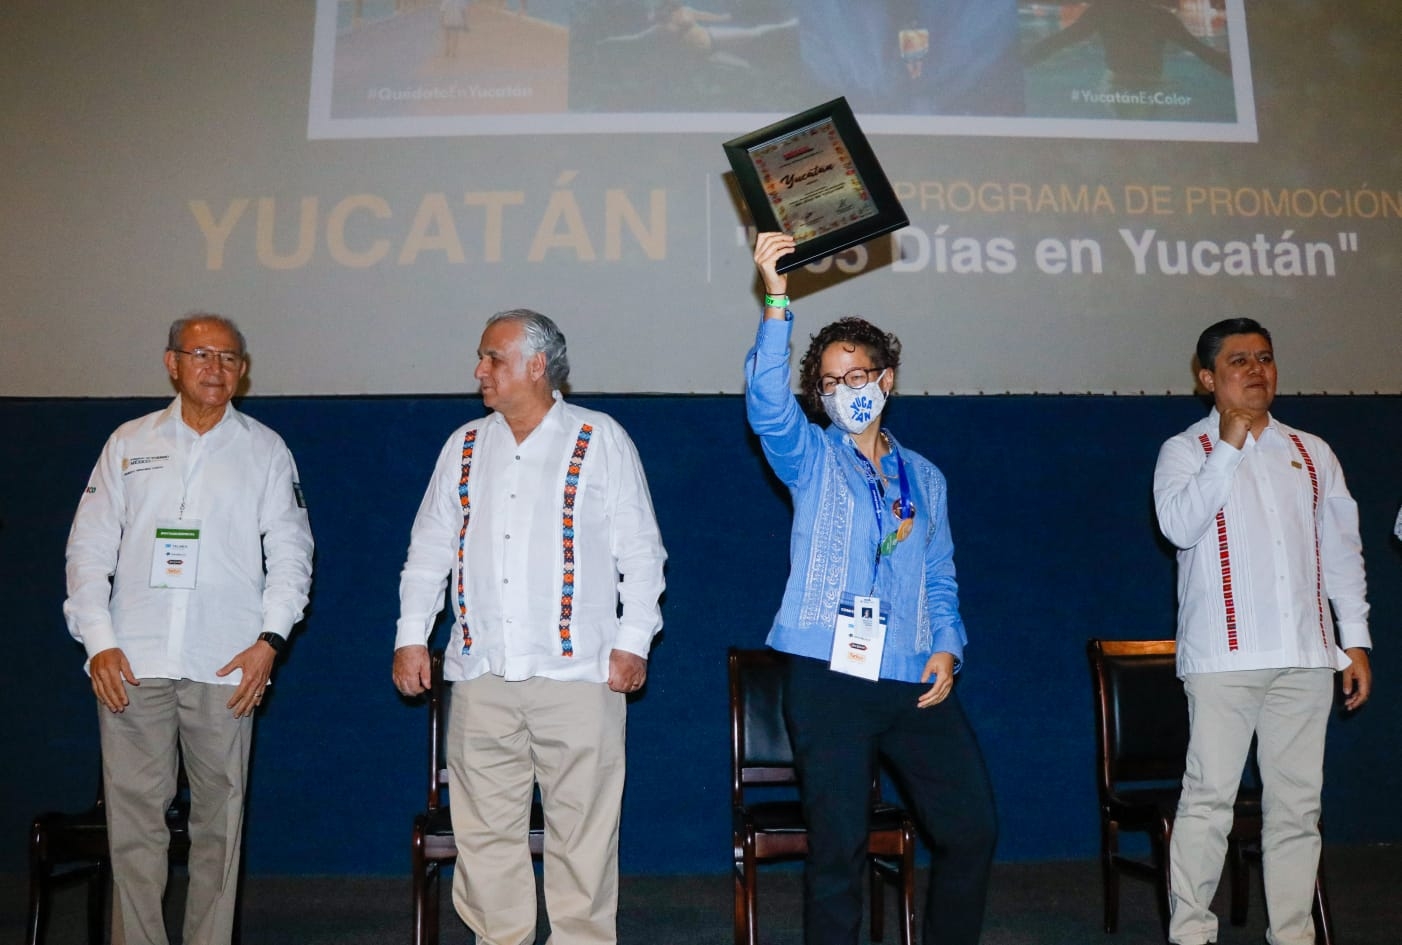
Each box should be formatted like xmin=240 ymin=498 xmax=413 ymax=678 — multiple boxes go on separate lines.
xmin=318 ymin=0 xmax=572 ymax=118
xmin=308 ymin=0 xmax=1255 ymax=140
xmin=1019 ymin=1 xmax=1238 ymax=123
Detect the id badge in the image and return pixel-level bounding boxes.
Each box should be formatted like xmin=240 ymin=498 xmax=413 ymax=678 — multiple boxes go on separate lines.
xmin=829 ymin=595 xmax=886 ymax=681
xmin=150 ymin=520 xmax=200 ymax=589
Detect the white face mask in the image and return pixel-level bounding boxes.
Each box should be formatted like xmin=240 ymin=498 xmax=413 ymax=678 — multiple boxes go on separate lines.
xmin=820 ymin=370 xmax=888 ymax=435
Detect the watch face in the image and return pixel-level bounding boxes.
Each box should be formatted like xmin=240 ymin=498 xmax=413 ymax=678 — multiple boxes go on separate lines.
xmin=259 ymin=632 xmax=285 ymax=653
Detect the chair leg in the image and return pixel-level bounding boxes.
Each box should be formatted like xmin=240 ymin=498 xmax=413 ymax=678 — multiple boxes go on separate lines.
xmin=26 ymin=818 xmax=50 ymax=945
xmin=732 ymin=865 xmax=745 ymax=945
xmin=411 ymin=853 xmax=429 ymax=945
xmin=87 ymin=862 xmax=109 ymax=945
xmin=899 ymin=846 xmax=915 ymax=945
xmin=746 ymin=864 xmax=760 ymax=945
xmin=733 ymin=859 xmax=759 ymax=945
xmin=869 ymin=860 xmax=885 ymax=943
xmin=427 ymin=863 xmax=442 ymax=945
xmin=25 ymin=873 xmax=47 ymax=945
xmin=1312 ymin=867 xmax=1334 ymax=945
xmin=1100 ymin=821 xmax=1119 ymax=934
xmin=1227 ymin=835 xmax=1250 ymax=926
xmin=1153 ymin=822 xmax=1173 ymax=939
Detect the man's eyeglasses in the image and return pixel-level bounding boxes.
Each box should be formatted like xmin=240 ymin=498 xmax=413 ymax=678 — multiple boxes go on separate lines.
xmin=818 ymin=367 xmax=883 ymax=396
xmin=170 ymin=347 xmax=244 ymax=369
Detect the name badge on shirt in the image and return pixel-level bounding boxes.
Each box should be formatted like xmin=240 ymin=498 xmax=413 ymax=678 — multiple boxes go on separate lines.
xmin=830 ymin=595 xmax=886 ymax=681
xmin=150 ymin=520 xmax=200 ymax=589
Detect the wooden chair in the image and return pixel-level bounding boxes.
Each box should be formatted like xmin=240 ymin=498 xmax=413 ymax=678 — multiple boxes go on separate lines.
xmin=729 ymin=647 xmax=916 ymax=945
xmin=27 ymin=757 xmax=208 ymax=945
xmin=411 ymin=650 xmax=544 ymax=945
xmin=27 ymin=791 xmax=127 ymax=945
xmin=1086 ymin=638 xmax=1333 ymax=943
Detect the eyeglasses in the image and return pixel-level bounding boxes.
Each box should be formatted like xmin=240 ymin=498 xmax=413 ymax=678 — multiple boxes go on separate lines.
xmin=170 ymin=347 xmax=244 ymax=369
xmin=818 ymin=367 xmax=883 ymax=396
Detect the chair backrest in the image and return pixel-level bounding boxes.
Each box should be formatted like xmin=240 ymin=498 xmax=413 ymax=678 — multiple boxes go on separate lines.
xmin=426 ymin=650 xmax=449 ymax=811
xmin=1086 ymin=639 xmax=1189 ymax=793
xmin=729 ymin=648 xmax=798 ymax=805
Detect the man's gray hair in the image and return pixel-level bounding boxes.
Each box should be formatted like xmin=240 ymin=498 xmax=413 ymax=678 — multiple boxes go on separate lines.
xmin=487 ymin=309 xmax=570 ymax=389
xmin=167 ymin=312 xmax=248 ymax=356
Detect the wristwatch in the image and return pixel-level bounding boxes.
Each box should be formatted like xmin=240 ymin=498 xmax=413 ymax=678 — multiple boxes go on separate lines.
xmin=257 ymin=631 xmax=287 ymax=654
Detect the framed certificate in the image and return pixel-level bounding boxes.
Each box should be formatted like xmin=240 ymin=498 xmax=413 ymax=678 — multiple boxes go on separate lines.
xmin=723 ymin=97 xmax=908 ymax=273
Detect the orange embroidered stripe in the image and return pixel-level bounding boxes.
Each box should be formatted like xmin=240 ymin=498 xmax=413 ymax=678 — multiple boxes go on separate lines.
xmin=456 ymin=429 xmax=477 ymax=654
xmin=557 ymin=424 xmax=594 ymax=657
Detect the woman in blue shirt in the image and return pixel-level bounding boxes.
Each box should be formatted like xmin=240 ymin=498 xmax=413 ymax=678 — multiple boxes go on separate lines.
xmin=744 ymin=232 xmax=997 ymax=945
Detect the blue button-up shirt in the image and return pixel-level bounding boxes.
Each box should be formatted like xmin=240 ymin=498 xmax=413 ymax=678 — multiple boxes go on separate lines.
xmin=745 ymin=314 xmax=967 ymax=682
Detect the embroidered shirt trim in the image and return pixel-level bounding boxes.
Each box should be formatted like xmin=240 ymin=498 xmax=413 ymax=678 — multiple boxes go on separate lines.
xmin=1198 ymin=433 xmax=1239 ymax=651
xmin=558 ymin=424 xmax=595 ymax=657
xmin=456 ymin=429 xmax=478 ymax=655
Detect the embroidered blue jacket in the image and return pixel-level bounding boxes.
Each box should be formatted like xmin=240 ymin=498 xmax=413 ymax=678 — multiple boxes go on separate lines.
xmin=745 ymin=315 xmax=967 ymax=682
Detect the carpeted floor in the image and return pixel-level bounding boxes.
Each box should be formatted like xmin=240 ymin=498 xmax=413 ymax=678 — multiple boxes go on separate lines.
xmin=7 ymin=843 xmax=1397 ymax=944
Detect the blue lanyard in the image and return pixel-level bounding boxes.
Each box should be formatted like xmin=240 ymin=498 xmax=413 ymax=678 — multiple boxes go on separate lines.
xmin=850 ymin=439 xmax=914 ymax=589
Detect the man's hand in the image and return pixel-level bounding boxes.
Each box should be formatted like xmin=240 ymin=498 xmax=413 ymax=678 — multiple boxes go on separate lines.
xmin=917 ymin=651 xmax=956 ymax=708
xmin=217 ymin=640 xmax=278 ymax=719
xmin=607 ymin=649 xmax=647 ymax=694
xmin=1341 ymin=647 xmax=1372 ymax=711
xmin=90 ymin=647 xmax=138 ymax=713
xmin=754 ymin=232 xmax=795 ymax=301
xmin=393 ymin=644 xmax=433 ymax=697
xmin=1218 ymin=408 xmax=1256 ymax=449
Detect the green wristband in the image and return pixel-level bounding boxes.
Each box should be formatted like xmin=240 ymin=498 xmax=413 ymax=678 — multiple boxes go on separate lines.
xmin=763 ymin=294 xmax=790 ymax=309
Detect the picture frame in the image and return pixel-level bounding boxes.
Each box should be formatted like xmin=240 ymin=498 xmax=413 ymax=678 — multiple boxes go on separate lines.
xmin=723 ymin=97 xmax=909 ymax=273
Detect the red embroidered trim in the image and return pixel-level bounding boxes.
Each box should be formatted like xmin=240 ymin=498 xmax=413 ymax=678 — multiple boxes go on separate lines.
xmin=456 ymin=429 xmax=477 ymax=654
xmin=557 ymin=424 xmax=594 ymax=657
xmin=1199 ymin=433 xmax=1238 ymax=651
xmin=1287 ymin=433 xmax=1328 ymax=647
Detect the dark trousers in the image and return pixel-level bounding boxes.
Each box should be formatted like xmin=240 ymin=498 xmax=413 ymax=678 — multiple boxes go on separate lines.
xmin=784 ymin=656 xmax=998 ymax=945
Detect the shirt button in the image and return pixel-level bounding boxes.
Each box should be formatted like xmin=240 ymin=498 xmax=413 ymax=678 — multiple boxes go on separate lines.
xmin=505 ymin=534 xmax=511 ymax=540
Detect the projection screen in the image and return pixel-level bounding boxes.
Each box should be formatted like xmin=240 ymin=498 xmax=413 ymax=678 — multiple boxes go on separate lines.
xmin=1 ymin=1 xmax=1398 ymax=397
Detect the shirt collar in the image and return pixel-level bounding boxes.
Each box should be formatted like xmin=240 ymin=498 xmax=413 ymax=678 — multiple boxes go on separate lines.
xmin=483 ymin=390 xmax=567 ymax=437
xmin=156 ymin=396 xmax=245 ymax=436
xmin=1204 ymin=408 xmax=1279 ymax=446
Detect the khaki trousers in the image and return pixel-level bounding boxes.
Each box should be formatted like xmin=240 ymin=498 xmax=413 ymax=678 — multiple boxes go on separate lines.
xmin=98 ymin=678 xmax=252 ymax=945
xmin=1168 ymin=668 xmax=1333 ymax=945
xmin=447 ymin=674 xmax=627 ymax=945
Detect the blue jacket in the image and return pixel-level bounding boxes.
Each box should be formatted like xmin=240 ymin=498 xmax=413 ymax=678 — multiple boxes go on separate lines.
xmin=745 ymin=314 xmax=967 ymax=682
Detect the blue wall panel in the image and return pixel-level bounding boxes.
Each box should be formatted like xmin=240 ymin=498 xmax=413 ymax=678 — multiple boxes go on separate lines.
xmin=3 ymin=394 xmax=1398 ymax=874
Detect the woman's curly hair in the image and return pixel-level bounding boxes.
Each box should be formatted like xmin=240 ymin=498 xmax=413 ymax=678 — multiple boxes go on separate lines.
xmin=797 ymin=317 xmax=902 ymax=416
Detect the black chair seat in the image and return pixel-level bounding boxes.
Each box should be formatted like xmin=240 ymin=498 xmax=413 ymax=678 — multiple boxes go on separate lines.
xmin=415 ymin=810 xmax=456 ymax=862
xmin=420 ymin=806 xmax=453 ymax=839
xmin=737 ymin=801 xmax=804 ymax=836
xmin=28 ymin=761 xmax=207 ymax=945
xmin=1106 ymin=785 xmax=1262 ymax=824
xmin=31 ymin=808 xmax=108 ymax=863
xmin=738 ymin=800 xmax=911 ymax=837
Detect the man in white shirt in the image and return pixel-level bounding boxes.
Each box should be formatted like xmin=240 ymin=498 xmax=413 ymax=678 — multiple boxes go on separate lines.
xmin=64 ymin=313 xmax=314 ymax=945
xmin=392 ymin=309 xmax=666 ymax=945
xmin=1153 ymin=317 xmax=1372 ymax=945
